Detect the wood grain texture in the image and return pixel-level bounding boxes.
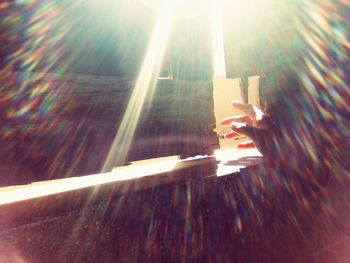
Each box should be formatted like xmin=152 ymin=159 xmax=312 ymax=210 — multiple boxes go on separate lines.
xmin=0 ymin=71 xmax=219 ymax=185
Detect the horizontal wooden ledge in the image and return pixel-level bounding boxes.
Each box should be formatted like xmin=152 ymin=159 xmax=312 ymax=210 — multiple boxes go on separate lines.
xmin=0 ymin=148 xmax=262 ymax=207
xmin=0 ymin=148 xmax=261 ymax=230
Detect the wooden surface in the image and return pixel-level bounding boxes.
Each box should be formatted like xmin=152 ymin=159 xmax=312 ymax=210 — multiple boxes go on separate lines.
xmin=0 ymin=71 xmax=219 ymax=185
xmin=0 ymin=147 xmax=261 ymax=207
xmin=1 ymin=147 xmax=350 ymax=262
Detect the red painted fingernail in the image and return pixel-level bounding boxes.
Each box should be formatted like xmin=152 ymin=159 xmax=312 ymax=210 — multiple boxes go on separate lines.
xmin=237 ymin=142 xmax=255 ymax=149
xmin=224 ymin=131 xmax=239 ymax=139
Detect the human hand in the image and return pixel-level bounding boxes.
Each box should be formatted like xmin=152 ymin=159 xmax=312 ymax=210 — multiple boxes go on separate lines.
xmin=220 ymin=101 xmax=279 ymax=157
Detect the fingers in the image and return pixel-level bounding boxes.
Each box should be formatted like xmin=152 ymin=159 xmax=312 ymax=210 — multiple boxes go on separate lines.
xmin=219 ymin=100 xmax=277 ymax=156
xmin=237 ymin=140 xmax=255 ymax=149
xmin=256 ymin=114 xmax=275 ymax=131
xmin=231 ymin=100 xmax=263 ymax=124
xmin=220 ymin=115 xmax=252 ymax=126
xmin=224 ymin=131 xmax=240 ymax=139
xmin=230 ymin=122 xmax=260 ymax=142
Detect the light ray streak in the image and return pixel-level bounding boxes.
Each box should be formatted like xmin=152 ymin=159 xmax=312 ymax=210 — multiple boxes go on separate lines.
xmin=102 ymin=0 xmax=175 ymax=172
xmin=210 ymin=0 xmax=226 ymax=77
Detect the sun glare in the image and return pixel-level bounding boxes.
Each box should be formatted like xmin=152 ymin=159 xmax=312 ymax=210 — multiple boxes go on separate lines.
xmin=143 ymin=0 xmax=211 ymax=18
xmin=102 ymin=0 xmax=275 ymax=171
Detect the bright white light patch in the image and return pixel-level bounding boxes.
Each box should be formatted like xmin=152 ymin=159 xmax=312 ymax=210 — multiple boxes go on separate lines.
xmin=215 ymin=147 xmax=262 ymax=176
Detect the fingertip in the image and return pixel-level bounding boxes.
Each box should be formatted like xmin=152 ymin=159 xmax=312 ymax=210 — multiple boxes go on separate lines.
xmin=231 ymin=100 xmax=242 ymax=106
xmin=237 ymin=141 xmax=255 ymax=149
xmin=220 ymin=120 xmax=228 ymax=126
xmin=220 ymin=117 xmax=233 ymax=126
xmin=224 ymin=131 xmax=239 ymax=139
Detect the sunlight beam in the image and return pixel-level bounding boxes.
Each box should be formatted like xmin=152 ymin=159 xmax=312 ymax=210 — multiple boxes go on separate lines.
xmin=102 ymin=0 xmax=175 ymax=172
xmin=210 ymin=0 xmax=226 ymax=77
